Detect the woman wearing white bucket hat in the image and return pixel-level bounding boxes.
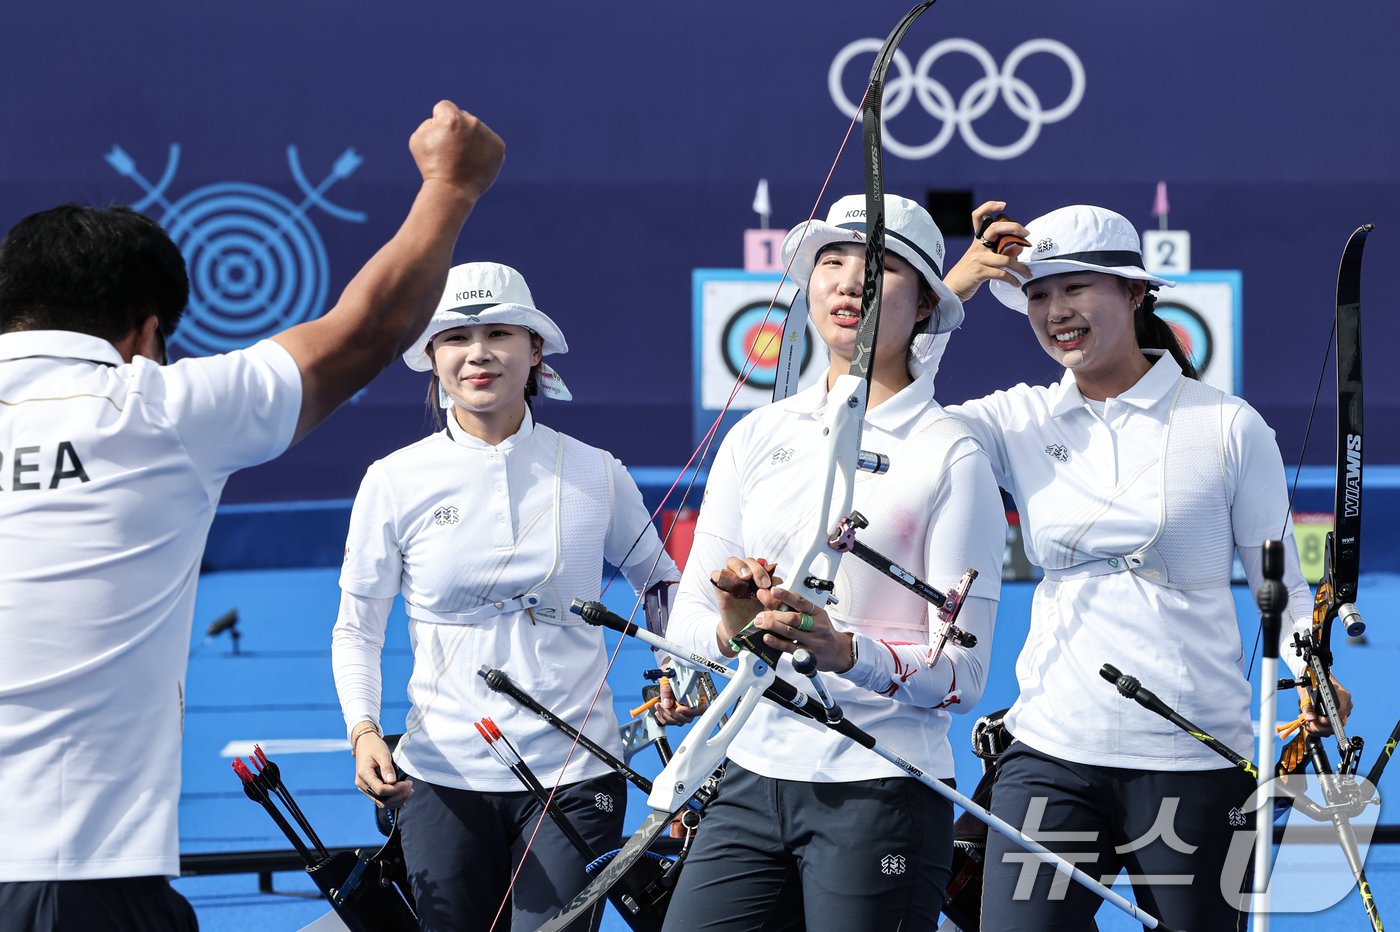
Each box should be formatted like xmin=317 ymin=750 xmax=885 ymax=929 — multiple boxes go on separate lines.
xmin=659 ymin=195 xmax=1005 ymax=931
xmin=331 ymin=261 xmax=680 ymax=931
xmin=939 ymin=202 xmax=1350 ymax=930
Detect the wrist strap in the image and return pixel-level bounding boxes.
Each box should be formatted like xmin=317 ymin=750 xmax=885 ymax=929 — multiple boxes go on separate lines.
xmin=350 ymin=723 xmax=381 ymax=756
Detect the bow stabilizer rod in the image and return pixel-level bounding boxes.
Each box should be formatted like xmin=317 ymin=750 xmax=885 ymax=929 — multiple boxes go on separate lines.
xmin=566 ymin=600 xmax=1178 ymax=930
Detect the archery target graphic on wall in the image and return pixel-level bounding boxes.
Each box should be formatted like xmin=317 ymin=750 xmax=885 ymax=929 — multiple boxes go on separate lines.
xmin=694 ymin=270 xmax=824 ymax=446
xmin=1154 ymin=271 xmax=1242 ymax=395
xmin=719 ymin=300 xmax=813 ymax=388
xmin=105 ymin=143 xmax=366 ymax=357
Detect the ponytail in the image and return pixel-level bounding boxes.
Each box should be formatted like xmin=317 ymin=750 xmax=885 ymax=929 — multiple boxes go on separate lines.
xmin=1134 ymin=289 xmax=1200 ymax=380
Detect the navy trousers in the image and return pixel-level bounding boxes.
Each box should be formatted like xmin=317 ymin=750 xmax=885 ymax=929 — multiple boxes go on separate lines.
xmin=397 ymin=771 xmax=626 ymax=932
xmin=981 ymin=742 xmax=1254 ymax=932
xmin=0 ymin=876 xmax=198 ymax=932
xmin=661 ymin=764 xmax=953 ymax=932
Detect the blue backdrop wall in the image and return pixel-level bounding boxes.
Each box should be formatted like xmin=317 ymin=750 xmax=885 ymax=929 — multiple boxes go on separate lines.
xmin=3 ymin=1 xmax=1397 ymax=505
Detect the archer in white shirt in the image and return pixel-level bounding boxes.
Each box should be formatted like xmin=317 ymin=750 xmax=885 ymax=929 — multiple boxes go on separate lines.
xmin=333 ymin=262 xmax=679 ymax=932
xmin=943 ymin=202 xmax=1352 ymax=931
xmin=661 ymin=195 xmax=1004 ymax=932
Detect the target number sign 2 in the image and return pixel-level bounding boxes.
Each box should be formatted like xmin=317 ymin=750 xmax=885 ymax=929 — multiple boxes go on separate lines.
xmin=1143 ymin=230 xmax=1192 ymax=277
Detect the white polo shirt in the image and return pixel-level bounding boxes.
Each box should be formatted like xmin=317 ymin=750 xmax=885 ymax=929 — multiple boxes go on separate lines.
xmin=667 ymin=372 xmax=1005 ymax=782
xmin=949 ymin=353 xmax=1313 ymax=769
xmin=0 ymin=330 xmax=302 ymax=881
xmin=334 ymin=411 xmax=679 ymax=791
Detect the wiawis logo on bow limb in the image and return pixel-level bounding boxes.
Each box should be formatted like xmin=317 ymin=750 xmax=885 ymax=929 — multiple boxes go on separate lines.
xmin=105 ymin=143 xmax=366 ymax=357
xmin=1344 ymin=434 xmax=1361 ymax=519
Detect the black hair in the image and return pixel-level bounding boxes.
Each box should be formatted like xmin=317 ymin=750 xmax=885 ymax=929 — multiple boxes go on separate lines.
xmin=1132 ymin=287 xmax=1200 ymax=380
xmin=903 ymin=278 xmax=943 ymax=378
xmin=0 ymin=205 xmax=188 ymax=342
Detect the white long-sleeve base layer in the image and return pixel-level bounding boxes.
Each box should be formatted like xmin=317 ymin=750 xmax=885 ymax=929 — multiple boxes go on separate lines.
xmin=667 ymin=372 xmax=1006 ymax=783
xmin=332 ymin=412 xmax=678 ymax=791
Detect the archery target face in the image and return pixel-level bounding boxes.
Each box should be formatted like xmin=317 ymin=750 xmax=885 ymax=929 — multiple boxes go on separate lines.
xmin=720 ymin=301 xmax=811 ymax=387
xmin=697 ymin=273 xmax=822 ymax=410
xmin=1152 ymin=273 xmax=1240 ymax=395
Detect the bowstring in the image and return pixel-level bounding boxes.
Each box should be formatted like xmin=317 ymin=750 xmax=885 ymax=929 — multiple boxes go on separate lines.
xmin=596 ymin=95 xmax=870 ymax=606
xmin=1245 ymin=309 xmax=1336 ymax=681
xmin=488 ymin=97 xmax=867 ymax=930
xmin=508 ymin=6 xmax=938 ymax=917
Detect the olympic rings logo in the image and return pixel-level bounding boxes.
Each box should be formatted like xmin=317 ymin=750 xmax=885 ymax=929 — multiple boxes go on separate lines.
xmin=828 ymin=37 xmax=1086 ymax=161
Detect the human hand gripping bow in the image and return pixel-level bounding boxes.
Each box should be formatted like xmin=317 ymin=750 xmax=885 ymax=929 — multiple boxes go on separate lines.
xmin=1101 ymin=225 xmax=1387 ymax=931
xmin=1275 ymin=227 xmax=1367 ymax=759
xmin=1271 ymin=224 xmax=1391 ymax=931
xmin=538 ymin=5 xmax=1181 ymax=931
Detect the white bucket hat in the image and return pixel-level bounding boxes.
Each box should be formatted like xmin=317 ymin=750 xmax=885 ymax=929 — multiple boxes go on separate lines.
xmin=780 ymin=194 xmax=964 ymax=336
xmin=990 ymin=205 xmax=1175 ymax=313
xmin=403 ymin=262 xmax=571 ymax=400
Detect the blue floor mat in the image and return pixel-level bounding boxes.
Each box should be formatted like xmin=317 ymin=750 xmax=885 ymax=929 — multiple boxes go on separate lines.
xmin=173 ymin=569 xmax=1400 ymax=930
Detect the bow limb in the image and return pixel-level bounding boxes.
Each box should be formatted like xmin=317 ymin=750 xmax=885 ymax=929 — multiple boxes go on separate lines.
xmin=1268 ymin=222 xmax=1386 ymax=932
xmin=785 ymin=2 xmax=939 ymax=611
xmin=1318 ymin=224 xmax=1369 ymax=652
xmin=1310 ymin=223 xmax=1369 ymax=669
xmin=539 ymin=8 xmax=954 ymax=929
xmin=1277 ymin=224 xmax=1371 ymax=777
xmin=1309 ymin=223 xmax=1368 ymax=742
xmin=850 ymin=1 xmax=936 ymax=383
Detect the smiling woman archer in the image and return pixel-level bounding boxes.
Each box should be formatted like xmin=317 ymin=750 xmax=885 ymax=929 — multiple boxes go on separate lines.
xmin=942 ymin=203 xmax=1352 ymax=930
xmin=659 ymin=195 xmax=1006 ymax=931
xmin=330 ymin=262 xmax=679 ymax=932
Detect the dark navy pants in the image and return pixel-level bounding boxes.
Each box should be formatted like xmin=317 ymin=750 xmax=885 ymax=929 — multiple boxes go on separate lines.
xmin=982 ymin=742 xmax=1254 ymax=932
xmin=396 ymin=771 xmax=626 ymax=932
xmin=0 ymin=876 xmax=198 ymax=931
xmin=661 ymin=764 xmax=953 ymax=932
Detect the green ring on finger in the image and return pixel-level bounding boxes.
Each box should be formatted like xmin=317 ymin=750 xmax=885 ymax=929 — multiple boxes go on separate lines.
xmin=797 ymin=613 xmax=815 ymax=633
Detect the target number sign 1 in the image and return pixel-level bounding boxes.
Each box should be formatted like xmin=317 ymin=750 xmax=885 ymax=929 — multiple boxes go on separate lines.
xmin=743 ymin=230 xmax=787 ymax=273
